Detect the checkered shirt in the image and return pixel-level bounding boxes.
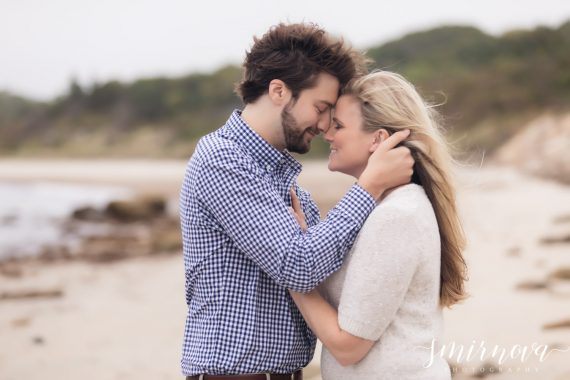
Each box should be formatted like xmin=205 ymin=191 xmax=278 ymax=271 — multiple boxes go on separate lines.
xmin=179 ymin=110 xmax=375 ymax=375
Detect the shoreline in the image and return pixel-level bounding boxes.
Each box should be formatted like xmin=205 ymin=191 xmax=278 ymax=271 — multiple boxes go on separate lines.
xmin=1 ymin=159 xmax=570 ymax=379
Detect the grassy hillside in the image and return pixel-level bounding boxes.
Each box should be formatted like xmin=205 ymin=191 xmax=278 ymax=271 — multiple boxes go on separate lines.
xmin=368 ymin=23 xmax=570 ymax=151
xmin=1 ymin=21 xmax=569 ymax=158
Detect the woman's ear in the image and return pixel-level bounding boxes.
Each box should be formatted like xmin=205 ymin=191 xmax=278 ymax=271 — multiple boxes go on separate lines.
xmin=268 ymin=79 xmax=291 ymax=106
xmin=369 ymin=129 xmax=390 ymax=153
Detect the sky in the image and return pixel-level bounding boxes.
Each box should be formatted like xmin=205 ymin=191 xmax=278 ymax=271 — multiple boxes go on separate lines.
xmin=1 ymin=0 xmax=570 ymax=100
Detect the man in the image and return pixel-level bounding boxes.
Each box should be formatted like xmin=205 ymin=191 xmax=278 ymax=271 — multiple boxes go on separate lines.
xmin=180 ymin=23 xmax=414 ymax=379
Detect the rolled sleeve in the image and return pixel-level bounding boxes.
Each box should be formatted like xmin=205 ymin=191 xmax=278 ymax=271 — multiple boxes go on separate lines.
xmin=194 ymin=148 xmax=376 ymax=292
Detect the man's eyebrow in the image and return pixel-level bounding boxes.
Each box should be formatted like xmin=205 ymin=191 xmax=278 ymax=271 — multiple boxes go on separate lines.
xmin=318 ymin=100 xmax=334 ymax=108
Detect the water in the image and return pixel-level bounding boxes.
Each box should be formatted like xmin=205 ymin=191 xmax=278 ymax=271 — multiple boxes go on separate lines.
xmin=0 ymin=182 xmax=132 ymax=260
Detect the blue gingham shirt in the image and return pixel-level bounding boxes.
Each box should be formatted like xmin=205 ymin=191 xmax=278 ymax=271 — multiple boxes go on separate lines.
xmin=179 ymin=110 xmax=375 ymax=375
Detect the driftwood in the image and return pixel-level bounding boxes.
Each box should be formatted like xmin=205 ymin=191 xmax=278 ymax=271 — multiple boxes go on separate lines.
xmin=515 ymin=280 xmax=549 ymax=291
xmin=543 ymin=318 xmax=570 ymax=330
xmin=549 ymin=267 xmax=570 ymax=281
xmin=0 ymin=288 xmax=63 ymax=301
xmin=540 ymin=234 xmax=570 ymax=245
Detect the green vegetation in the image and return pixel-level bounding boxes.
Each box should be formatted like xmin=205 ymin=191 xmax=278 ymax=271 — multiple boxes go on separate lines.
xmin=368 ymin=23 xmax=570 ymax=151
xmin=1 ymin=21 xmax=569 ymax=158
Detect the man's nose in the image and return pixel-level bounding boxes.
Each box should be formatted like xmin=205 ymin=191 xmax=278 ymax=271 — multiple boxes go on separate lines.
xmin=317 ymin=110 xmax=332 ymax=133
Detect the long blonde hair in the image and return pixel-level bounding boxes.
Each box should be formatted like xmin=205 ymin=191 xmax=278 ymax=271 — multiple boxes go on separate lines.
xmin=343 ymin=71 xmax=467 ymax=307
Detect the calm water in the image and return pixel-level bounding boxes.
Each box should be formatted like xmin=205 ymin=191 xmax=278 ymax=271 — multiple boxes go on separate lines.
xmin=0 ymin=182 xmax=131 ymax=260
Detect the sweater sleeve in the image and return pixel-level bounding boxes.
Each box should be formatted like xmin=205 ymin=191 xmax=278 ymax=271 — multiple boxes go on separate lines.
xmin=337 ymin=207 xmax=421 ymax=341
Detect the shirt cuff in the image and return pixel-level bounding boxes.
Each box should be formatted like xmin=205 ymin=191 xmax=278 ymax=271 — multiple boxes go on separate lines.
xmin=334 ymin=184 xmax=376 ymax=225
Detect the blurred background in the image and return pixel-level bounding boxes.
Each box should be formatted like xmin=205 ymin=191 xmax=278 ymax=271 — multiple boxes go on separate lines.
xmin=1 ymin=0 xmax=569 ymax=379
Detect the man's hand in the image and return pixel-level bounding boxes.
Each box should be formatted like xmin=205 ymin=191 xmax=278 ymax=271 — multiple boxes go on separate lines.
xmin=357 ymin=129 xmax=414 ymax=200
xmin=289 ymin=188 xmax=308 ymax=231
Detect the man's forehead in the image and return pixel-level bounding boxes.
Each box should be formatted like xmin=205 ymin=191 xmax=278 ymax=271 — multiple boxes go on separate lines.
xmin=317 ymin=100 xmax=335 ymax=108
xmin=305 ymin=72 xmax=340 ymax=104
xmin=298 ymin=87 xmax=337 ymax=106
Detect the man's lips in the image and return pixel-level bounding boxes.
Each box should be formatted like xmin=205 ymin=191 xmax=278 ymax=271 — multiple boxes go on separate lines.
xmin=305 ymin=127 xmax=319 ymax=137
xmin=304 ymin=131 xmax=318 ymax=142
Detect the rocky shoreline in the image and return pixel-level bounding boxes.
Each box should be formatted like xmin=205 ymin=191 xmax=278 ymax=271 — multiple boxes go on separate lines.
xmin=0 ymin=195 xmax=182 ymax=287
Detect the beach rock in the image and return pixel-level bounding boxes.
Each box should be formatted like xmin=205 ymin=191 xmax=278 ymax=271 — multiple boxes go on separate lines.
xmin=32 ymin=336 xmax=44 ymax=345
xmin=73 ymin=216 xmax=181 ymax=262
xmin=72 ymin=206 xmax=105 ymax=222
xmin=495 ymin=113 xmax=570 ymax=184
xmin=105 ymin=195 xmax=166 ymax=222
xmin=0 ymin=261 xmax=23 ymax=278
xmin=80 ymin=234 xmax=150 ymax=263
xmin=40 ymin=245 xmax=73 ymax=262
xmin=151 ymin=218 xmax=182 ymax=253
xmin=7 ymin=195 xmax=182 ymax=266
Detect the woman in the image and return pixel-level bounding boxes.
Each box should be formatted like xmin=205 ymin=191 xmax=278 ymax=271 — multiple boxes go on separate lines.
xmin=289 ymin=71 xmax=467 ymax=379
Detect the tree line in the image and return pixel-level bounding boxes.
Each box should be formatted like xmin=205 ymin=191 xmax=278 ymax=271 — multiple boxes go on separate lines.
xmin=1 ymin=20 xmax=568 ymax=157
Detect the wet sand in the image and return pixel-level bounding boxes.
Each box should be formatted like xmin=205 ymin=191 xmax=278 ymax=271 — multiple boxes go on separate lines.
xmin=1 ymin=159 xmax=569 ymax=379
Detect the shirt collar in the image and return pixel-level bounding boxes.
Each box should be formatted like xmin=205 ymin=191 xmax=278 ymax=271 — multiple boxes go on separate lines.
xmin=224 ymin=110 xmax=302 ymax=174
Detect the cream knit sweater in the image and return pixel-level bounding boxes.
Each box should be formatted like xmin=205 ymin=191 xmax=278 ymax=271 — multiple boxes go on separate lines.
xmin=319 ymin=184 xmax=451 ymax=380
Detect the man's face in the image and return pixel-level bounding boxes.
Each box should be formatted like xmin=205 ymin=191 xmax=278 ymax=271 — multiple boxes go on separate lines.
xmin=281 ymin=72 xmax=340 ymax=154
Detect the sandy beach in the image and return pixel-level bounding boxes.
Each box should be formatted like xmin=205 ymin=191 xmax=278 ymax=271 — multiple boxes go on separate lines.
xmin=0 ymin=159 xmax=569 ymax=379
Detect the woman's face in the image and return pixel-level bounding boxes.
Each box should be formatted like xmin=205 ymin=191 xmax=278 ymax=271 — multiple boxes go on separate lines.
xmin=325 ymin=95 xmax=376 ymax=178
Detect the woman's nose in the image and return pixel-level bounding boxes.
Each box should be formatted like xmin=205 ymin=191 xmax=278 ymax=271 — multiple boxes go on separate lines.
xmin=323 ymin=126 xmax=334 ymax=142
xmin=317 ymin=109 xmax=332 ymax=133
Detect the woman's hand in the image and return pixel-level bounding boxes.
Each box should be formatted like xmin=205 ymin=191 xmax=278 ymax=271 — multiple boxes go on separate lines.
xmin=358 ymin=129 xmax=414 ymax=200
xmin=289 ymin=188 xmax=307 ymax=231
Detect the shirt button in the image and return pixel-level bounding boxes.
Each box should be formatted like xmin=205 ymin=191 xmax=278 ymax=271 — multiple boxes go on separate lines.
xmin=266 ymin=164 xmax=272 ymax=171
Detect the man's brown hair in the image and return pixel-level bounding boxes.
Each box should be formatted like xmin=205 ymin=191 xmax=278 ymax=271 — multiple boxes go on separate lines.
xmin=236 ymin=23 xmax=368 ymax=104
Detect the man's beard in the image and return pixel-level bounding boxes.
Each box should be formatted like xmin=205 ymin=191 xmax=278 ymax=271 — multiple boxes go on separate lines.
xmin=281 ymin=101 xmax=318 ymax=154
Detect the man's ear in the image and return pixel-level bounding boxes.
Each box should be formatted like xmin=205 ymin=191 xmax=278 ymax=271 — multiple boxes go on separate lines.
xmin=369 ymin=129 xmax=391 ymax=153
xmin=268 ymin=79 xmax=291 ymax=106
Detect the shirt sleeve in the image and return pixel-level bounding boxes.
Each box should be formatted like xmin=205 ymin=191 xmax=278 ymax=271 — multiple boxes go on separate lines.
xmin=337 ymin=208 xmax=421 ymax=341
xmin=295 ymin=184 xmax=320 ymax=228
xmin=193 ymin=148 xmax=375 ymax=292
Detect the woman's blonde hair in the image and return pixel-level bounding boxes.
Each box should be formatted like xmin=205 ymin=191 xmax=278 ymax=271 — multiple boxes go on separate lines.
xmin=343 ymin=71 xmax=467 ymax=307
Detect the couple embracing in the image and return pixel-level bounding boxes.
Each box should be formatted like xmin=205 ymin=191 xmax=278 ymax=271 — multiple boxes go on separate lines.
xmin=179 ymin=22 xmax=467 ymax=380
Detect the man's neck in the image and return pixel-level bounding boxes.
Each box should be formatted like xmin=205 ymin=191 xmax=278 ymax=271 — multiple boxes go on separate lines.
xmin=241 ymin=104 xmax=285 ymax=151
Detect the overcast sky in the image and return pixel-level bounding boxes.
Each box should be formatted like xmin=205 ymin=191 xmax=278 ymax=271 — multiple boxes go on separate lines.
xmin=2 ymin=0 xmax=570 ymax=100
